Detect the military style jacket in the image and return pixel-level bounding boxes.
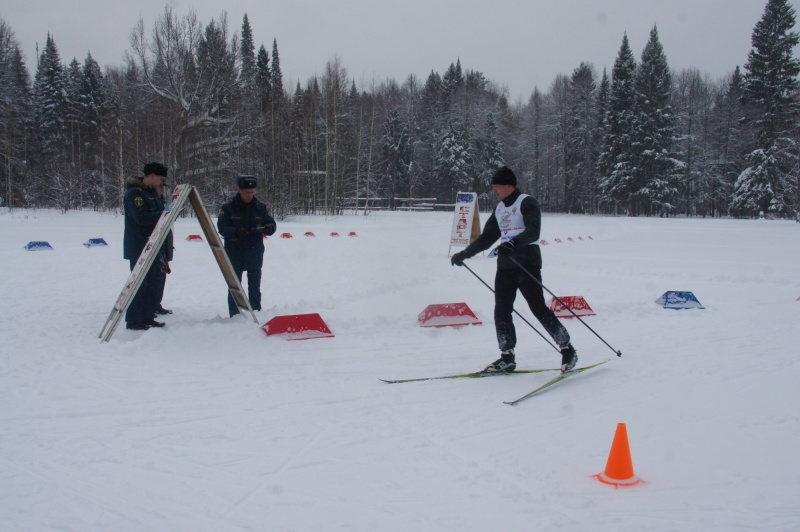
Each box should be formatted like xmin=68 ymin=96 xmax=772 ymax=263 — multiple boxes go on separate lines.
xmin=217 ymin=194 xmax=276 ymax=270
xmin=123 ymin=176 xmax=166 ymax=261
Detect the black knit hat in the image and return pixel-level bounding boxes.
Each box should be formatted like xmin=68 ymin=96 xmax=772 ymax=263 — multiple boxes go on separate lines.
xmin=143 ymin=161 xmax=168 ymax=177
xmin=237 ymin=175 xmax=258 ymax=189
xmin=490 ymin=166 xmax=517 ymax=186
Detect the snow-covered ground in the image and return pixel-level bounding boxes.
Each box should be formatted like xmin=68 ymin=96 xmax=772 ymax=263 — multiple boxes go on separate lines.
xmin=1 ymin=206 xmax=799 ymax=531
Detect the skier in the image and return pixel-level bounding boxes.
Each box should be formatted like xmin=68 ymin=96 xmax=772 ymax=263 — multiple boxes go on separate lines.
xmin=450 ymin=166 xmax=577 ymax=373
xmin=217 ymin=175 xmax=277 ymax=317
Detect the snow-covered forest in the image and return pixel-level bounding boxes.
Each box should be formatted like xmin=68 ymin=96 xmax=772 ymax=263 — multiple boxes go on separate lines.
xmin=1 ymin=0 xmax=799 ymax=218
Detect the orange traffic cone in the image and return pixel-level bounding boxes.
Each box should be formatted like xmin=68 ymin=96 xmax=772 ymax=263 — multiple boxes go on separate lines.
xmin=592 ymin=423 xmax=643 ymax=488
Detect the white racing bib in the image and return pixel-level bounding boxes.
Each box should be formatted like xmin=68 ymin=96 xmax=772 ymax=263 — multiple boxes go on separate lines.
xmin=495 ymin=194 xmax=539 ymax=245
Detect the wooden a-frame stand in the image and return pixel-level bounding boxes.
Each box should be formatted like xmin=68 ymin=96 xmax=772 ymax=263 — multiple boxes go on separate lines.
xmin=99 ymin=184 xmax=257 ymax=342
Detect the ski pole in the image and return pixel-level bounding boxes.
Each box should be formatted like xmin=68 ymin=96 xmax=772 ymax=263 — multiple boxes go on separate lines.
xmin=461 ymin=262 xmax=560 ymax=353
xmin=509 ymin=256 xmax=622 ymax=357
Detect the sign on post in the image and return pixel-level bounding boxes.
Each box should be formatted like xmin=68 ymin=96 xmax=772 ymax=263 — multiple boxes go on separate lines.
xmin=448 ymin=191 xmax=481 ymax=256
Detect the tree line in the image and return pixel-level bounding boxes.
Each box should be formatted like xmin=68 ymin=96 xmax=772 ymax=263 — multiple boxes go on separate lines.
xmin=1 ymin=0 xmax=798 ymax=218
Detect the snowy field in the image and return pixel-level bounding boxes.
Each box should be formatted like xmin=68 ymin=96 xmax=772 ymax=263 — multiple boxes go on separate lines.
xmin=1 ymin=206 xmax=799 ymax=531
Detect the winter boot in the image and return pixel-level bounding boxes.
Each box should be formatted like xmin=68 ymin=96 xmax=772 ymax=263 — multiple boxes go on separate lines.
xmin=560 ymin=344 xmax=578 ymax=373
xmin=483 ymin=349 xmax=517 ymax=373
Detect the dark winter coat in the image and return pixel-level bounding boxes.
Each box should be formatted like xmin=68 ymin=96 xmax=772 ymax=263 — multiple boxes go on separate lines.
xmin=123 ymin=176 xmax=166 ymax=260
xmin=459 ymin=189 xmax=544 ymax=269
xmin=217 ymin=194 xmax=276 ymax=271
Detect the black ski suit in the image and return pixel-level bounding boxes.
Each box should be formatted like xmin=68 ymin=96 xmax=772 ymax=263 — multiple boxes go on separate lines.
xmin=455 ymin=189 xmax=570 ymax=351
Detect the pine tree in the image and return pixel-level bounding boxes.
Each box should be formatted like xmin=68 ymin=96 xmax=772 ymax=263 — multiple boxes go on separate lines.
xmin=474 ymin=112 xmax=503 ymax=187
xmin=382 ymin=109 xmax=412 ymax=198
xmin=417 ymin=70 xmax=444 ymax=195
xmin=196 ymin=17 xmax=236 ymax=116
xmin=270 ymin=39 xmax=283 ymax=102
xmin=441 ymin=59 xmax=464 ymax=112
xmin=191 ymin=16 xmax=238 ymax=191
xmin=435 ymin=120 xmax=471 ymax=199
xmin=731 ymin=0 xmax=800 ymax=217
xmin=267 ymin=38 xmax=290 ymax=206
xmin=596 ymin=69 xmax=610 ymax=132
xmin=731 ymin=149 xmax=779 ymax=216
xmin=33 ymin=34 xmax=68 ymax=155
xmin=0 ymin=19 xmax=32 ymax=209
xmin=79 ymin=53 xmax=113 ymax=205
xmin=33 ymin=35 xmax=85 ymax=210
xmin=591 ymin=69 xmax=610 ymax=212
xmin=421 ymin=70 xmax=443 ymax=119
xmin=525 ymin=88 xmax=544 ymax=201
xmin=742 ymin=0 xmax=800 ymax=143
xmin=239 ymin=14 xmax=256 ymax=91
xmin=564 ymin=62 xmax=597 ymax=213
xmin=633 ymin=25 xmax=681 ymax=214
xmin=598 ymin=33 xmax=638 ymax=213
xmin=79 ymin=53 xmax=108 ymax=136
xmin=255 ymin=44 xmax=271 ymax=113
xmin=234 ymin=15 xmax=257 ymax=178
xmin=673 ymin=68 xmax=714 ymax=216
xmin=708 ymin=68 xmax=748 ymax=216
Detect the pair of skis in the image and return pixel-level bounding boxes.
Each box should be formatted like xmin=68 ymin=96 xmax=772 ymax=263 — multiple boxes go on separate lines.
xmin=380 ymin=360 xmax=608 ymax=405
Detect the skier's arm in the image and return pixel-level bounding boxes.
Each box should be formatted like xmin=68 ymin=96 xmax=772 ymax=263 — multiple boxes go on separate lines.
xmin=459 ymin=213 xmax=501 ymax=258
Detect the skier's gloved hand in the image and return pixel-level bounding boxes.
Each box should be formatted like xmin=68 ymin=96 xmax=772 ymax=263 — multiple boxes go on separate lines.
xmin=235 ymin=227 xmax=250 ymax=238
xmin=497 ymin=240 xmax=517 ymax=255
xmin=262 ymin=223 xmax=276 ymax=236
xmin=450 ymin=251 xmax=469 ymax=266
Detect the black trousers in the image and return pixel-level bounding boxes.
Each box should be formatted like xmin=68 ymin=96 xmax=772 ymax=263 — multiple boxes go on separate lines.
xmin=494 ymin=266 xmax=569 ymax=351
xmin=228 ymin=268 xmax=262 ymax=317
xmin=126 ymin=258 xmax=162 ymax=324
xmin=152 ymin=254 xmax=168 ymax=311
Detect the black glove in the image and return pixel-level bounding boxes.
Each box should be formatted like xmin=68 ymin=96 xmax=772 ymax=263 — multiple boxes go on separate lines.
xmin=451 ymin=251 xmax=469 ymax=266
xmin=497 ymin=240 xmax=517 ymax=255
xmin=262 ymin=223 xmax=276 ymax=236
xmin=235 ymin=227 xmax=250 ymax=238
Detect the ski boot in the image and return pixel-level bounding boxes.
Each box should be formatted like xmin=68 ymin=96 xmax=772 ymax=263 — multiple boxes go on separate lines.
xmin=560 ymin=344 xmax=578 ymax=373
xmin=484 ymin=349 xmax=516 ymax=373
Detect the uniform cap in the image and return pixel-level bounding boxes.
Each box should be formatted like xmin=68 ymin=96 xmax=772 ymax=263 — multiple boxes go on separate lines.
xmin=143 ymin=161 xmax=168 ymax=177
xmin=237 ymin=175 xmax=258 ymax=189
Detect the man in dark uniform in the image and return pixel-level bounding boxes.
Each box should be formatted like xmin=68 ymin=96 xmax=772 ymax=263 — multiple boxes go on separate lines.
xmin=123 ymin=161 xmax=169 ymax=330
xmin=450 ymin=166 xmax=577 ymax=373
xmin=217 ymin=175 xmax=277 ymax=317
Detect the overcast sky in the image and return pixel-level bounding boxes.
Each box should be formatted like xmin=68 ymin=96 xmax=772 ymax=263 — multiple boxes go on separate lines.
xmin=3 ymin=0 xmax=797 ymax=102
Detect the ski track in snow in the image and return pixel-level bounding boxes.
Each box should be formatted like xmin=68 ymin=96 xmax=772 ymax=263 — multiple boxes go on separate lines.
xmin=1 ymin=208 xmax=799 ymax=531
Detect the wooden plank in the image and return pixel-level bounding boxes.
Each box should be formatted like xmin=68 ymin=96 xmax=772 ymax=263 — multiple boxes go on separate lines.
xmin=187 ymin=188 xmax=257 ymax=323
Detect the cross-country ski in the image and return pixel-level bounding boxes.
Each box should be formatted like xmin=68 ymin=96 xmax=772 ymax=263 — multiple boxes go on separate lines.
xmin=504 ymin=360 xmax=610 ymax=405
xmin=380 ymin=367 xmax=560 ymax=384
